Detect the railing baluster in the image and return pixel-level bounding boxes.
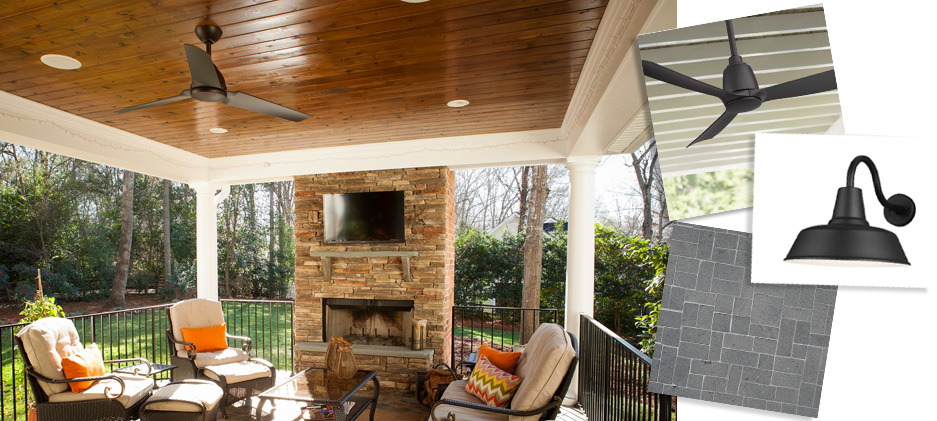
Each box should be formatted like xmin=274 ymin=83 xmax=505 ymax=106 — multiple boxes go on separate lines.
xmin=577 ymin=314 xmax=674 ymax=421
xmin=11 ymin=327 xmax=17 ymax=421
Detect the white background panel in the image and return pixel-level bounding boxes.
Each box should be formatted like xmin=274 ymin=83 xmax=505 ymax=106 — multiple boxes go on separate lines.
xmin=674 ymin=0 xmax=937 ymax=420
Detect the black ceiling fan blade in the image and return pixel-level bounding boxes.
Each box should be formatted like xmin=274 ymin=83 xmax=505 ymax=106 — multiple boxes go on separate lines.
xmin=763 ymin=70 xmax=836 ymax=102
xmin=184 ymin=44 xmax=224 ymax=89
xmin=115 ymin=90 xmax=192 ymax=114
xmin=642 ymin=60 xmax=726 ymax=98
xmin=225 ymin=91 xmax=310 ymax=122
xmin=687 ymin=111 xmax=737 ymax=147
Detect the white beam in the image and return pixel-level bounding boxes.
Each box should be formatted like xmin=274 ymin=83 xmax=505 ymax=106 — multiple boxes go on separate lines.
xmin=0 ymin=90 xmax=208 ymax=183
xmin=564 ymin=0 xmax=677 ymax=157
xmin=207 ymin=129 xmax=568 ymax=183
xmin=564 ymin=156 xmax=601 ymax=401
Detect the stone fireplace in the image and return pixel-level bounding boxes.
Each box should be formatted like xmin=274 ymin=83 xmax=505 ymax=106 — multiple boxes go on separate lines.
xmin=292 ymin=167 xmax=455 ymax=394
xmin=323 ymin=298 xmax=414 ymax=347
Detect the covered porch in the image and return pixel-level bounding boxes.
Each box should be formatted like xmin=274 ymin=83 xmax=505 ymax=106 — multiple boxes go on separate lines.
xmin=0 ymin=0 xmax=677 ymax=419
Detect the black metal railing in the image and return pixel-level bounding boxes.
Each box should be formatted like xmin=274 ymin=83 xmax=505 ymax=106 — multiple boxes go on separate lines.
xmin=220 ymin=299 xmax=293 ymax=370
xmin=579 ymin=314 xmax=674 ymax=421
xmin=1 ymin=299 xmax=293 ymax=421
xmin=450 ymin=305 xmax=558 ymax=376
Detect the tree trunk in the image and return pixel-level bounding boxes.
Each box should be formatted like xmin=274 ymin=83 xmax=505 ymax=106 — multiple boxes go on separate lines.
xmin=657 ymin=178 xmax=670 ymax=241
xmin=631 ymin=148 xmax=658 ymax=239
xmin=518 ymin=166 xmax=530 ymax=234
xmin=223 ymin=190 xmax=238 ymax=298
xmin=162 ymin=179 xmax=172 ymax=291
xmin=248 ymin=184 xmax=256 ymax=232
xmin=521 ymin=165 xmax=549 ymax=342
xmin=269 ymin=183 xmax=276 ymax=270
xmin=108 ymin=170 xmax=134 ymax=308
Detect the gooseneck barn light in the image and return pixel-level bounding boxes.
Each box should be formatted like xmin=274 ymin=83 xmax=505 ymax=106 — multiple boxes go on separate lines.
xmin=785 ymin=155 xmax=916 ymax=266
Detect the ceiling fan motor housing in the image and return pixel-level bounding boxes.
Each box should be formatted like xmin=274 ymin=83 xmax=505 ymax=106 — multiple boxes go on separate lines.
xmin=722 ymin=59 xmax=765 ymax=113
xmin=723 ymin=59 xmax=759 ymax=94
xmin=191 ymin=86 xmax=227 ymax=102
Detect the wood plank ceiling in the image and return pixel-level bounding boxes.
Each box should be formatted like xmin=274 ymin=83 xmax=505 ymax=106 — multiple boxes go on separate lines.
xmin=0 ymin=0 xmax=608 ymax=158
xmin=638 ymin=7 xmax=841 ymax=176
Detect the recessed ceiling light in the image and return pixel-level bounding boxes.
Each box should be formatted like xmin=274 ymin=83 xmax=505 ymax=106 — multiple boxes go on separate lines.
xmin=40 ymin=54 xmax=82 ymax=70
xmin=209 ymin=127 xmax=228 ymax=134
xmin=447 ymin=99 xmax=470 ymax=108
xmin=401 ymin=0 xmax=430 ymax=3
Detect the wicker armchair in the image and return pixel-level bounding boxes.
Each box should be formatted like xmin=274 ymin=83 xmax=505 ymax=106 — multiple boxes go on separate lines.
xmin=430 ymin=324 xmax=578 ymax=421
xmin=165 ymin=298 xmax=275 ymax=417
xmin=16 ymin=317 xmax=156 ymax=421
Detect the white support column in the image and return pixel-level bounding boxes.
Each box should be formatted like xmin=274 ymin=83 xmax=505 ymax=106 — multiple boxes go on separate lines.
xmin=564 ymin=157 xmax=600 ymax=402
xmin=194 ymin=183 xmax=226 ymax=300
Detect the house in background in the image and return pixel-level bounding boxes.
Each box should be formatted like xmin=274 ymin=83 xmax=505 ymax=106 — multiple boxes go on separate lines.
xmin=486 ymin=214 xmax=568 ymax=238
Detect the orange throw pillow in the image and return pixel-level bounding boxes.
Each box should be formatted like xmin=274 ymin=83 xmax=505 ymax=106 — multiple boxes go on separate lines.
xmin=478 ymin=343 xmax=521 ymax=374
xmin=61 ymin=343 xmax=105 ymax=393
xmin=181 ymin=323 xmax=228 ymax=352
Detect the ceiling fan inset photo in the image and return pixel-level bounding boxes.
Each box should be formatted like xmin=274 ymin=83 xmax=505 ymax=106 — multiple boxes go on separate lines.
xmin=642 ymin=19 xmax=837 ymax=147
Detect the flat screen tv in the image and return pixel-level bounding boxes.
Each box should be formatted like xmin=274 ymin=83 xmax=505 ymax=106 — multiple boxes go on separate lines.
xmin=323 ymin=191 xmax=406 ymax=244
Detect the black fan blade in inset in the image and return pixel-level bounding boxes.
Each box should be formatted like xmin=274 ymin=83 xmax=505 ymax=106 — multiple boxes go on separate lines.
xmin=115 ymin=90 xmax=192 ymax=114
xmin=184 ymin=44 xmax=224 ymax=89
xmin=763 ymin=70 xmax=836 ymax=102
xmin=687 ymin=111 xmax=738 ymax=147
xmin=642 ymin=60 xmax=726 ymax=98
xmin=225 ymin=91 xmax=310 ymax=122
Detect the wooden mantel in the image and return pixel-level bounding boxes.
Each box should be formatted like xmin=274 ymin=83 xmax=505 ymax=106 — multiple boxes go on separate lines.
xmin=308 ymin=251 xmax=420 ymax=283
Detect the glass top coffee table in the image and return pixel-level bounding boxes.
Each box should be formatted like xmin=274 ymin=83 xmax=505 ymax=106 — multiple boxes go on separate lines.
xmin=255 ymin=367 xmax=379 ymax=421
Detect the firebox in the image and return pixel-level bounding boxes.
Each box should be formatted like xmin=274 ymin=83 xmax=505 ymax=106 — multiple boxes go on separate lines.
xmin=322 ymin=298 xmax=414 ymax=347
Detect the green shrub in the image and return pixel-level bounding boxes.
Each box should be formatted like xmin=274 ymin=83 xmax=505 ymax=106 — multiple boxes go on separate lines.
xmin=629 ymin=238 xmax=669 ymax=358
xmin=19 ymin=293 xmax=66 ymax=324
xmin=8 ymin=264 xmax=79 ymax=302
xmin=160 ymin=261 xmax=196 ymax=299
xmin=129 ymin=272 xmax=158 ymax=292
xmin=454 ymin=224 xmax=668 ymax=344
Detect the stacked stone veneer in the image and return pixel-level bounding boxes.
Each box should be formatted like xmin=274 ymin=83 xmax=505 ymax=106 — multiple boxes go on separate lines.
xmin=648 ymin=223 xmax=837 ymax=417
xmin=292 ymin=167 xmax=455 ymax=393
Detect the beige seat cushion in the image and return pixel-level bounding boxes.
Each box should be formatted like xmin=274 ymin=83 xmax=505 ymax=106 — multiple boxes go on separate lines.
xmin=48 ymin=373 xmax=155 ymax=408
xmin=16 ymin=317 xmax=84 ymax=396
xmin=432 ymin=380 xmax=509 ymax=421
xmin=510 ymin=324 xmax=575 ymax=421
xmin=203 ymin=360 xmax=272 ymax=384
xmin=179 ymin=347 xmax=249 ymax=368
xmin=144 ymin=380 xmax=223 ymax=412
xmin=168 ymin=299 xmax=226 ymax=353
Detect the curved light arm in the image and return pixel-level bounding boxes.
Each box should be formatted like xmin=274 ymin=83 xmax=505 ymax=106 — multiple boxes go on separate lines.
xmin=845 ymin=155 xmax=907 ymax=213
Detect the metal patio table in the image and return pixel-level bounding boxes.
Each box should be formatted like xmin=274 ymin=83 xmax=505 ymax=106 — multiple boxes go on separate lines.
xmin=255 ymin=367 xmax=379 ymax=421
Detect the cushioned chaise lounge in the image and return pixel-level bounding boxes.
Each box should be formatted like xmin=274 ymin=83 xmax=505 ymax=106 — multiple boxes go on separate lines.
xmin=430 ymin=323 xmax=578 ymax=421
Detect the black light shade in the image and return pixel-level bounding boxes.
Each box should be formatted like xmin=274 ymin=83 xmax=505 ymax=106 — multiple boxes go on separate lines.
xmin=785 ymin=156 xmax=915 ymax=266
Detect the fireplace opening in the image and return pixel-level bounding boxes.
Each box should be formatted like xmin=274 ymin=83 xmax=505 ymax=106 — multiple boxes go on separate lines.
xmin=323 ymin=298 xmax=414 ymax=347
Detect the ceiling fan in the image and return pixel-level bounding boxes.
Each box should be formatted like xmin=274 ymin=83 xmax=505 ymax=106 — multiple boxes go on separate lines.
xmin=116 ymin=22 xmax=310 ymax=122
xmin=642 ymin=19 xmax=837 ymax=147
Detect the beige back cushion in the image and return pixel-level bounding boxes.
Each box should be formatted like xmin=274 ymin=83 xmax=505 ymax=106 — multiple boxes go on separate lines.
xmin=510 ymin=323 xmax=575 ymax=421
xmin=17 ymin=317 xmax=84 ymax=396
xmin=169 ymin=299 xmax=226 ymax=352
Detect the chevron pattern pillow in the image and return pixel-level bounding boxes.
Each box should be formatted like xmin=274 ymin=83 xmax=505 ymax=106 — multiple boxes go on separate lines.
xmin=465 ymin=354 xmax=523 ymax=408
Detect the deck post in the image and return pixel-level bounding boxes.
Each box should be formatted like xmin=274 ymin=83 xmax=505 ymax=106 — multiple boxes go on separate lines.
xmin=194 ymin=183 xmax=228 ymax=300
xmin=564 ymin=156 xmax=600 ymax=402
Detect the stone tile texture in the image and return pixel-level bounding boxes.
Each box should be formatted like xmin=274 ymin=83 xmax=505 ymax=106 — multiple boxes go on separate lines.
xmin=649 ymin=223 xmax=837 ymax=418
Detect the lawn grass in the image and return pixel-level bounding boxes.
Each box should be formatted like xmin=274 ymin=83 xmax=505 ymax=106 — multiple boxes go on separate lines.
xmin=453 ymin=325 xmax=521 ymax=347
